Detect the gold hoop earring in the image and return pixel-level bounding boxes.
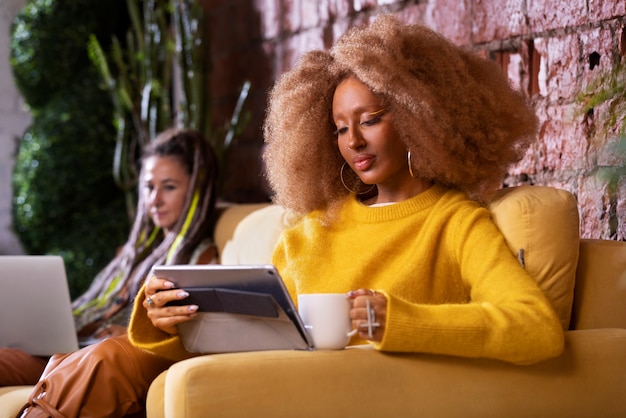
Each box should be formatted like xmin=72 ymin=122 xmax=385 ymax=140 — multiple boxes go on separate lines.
xmin=407 ymin=150 xmax=416 ymax=178
xmin=340 ymin=162 xmax=375 ymax=195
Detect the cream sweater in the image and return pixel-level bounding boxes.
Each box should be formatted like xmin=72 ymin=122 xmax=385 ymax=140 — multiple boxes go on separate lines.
xmin=129 ymin=185 xmax=563 ymax=364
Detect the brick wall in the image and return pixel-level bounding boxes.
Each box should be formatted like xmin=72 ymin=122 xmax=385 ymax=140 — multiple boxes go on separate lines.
xmin=205 ymin=0 xmax=626 ymax=239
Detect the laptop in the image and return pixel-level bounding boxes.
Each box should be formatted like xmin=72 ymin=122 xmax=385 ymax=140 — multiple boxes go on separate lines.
xmin=152 ymin=264 xmax=314 ymax=353
xmin=0 ymin=255 xmax=79 ymax=356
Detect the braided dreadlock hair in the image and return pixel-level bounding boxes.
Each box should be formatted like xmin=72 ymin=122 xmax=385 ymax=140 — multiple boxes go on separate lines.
xmin=72 ymin=128 xmax=218 ymax=334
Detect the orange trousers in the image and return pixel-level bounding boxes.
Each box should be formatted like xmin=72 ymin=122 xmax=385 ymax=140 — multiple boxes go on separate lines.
xmin=17 ymin=335 xmax=173 ymax=418
xmin=0 ymin=348 xmax=48 ymax=386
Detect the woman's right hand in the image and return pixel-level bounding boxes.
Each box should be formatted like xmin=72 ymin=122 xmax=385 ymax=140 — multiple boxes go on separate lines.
xmin=143 ymin=275 xmax=199 ymax=335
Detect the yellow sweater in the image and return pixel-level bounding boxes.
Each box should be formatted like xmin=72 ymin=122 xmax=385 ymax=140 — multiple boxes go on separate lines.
xmin=273 ymin=185 xmax=563 ymax=364
xmin=129 ymin=185 xmax=563 ymax=364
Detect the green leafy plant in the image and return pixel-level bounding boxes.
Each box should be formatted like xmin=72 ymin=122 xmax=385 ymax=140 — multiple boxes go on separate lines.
xmin=10 ymin=0 xmax=129 ymax=298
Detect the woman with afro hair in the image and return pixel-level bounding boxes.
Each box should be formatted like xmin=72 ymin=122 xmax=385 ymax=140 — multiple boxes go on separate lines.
xmin=131 ymin=15 xmax=563 ymax=369
xmin=260 ymin=14 xmax=564 ymax=364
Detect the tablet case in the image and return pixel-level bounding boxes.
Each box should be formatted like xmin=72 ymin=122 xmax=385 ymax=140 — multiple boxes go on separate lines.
xmin=154 ymin=265 xmax=313 ymax=354
xmin=168 ymin=288 xmax=279 ymax=318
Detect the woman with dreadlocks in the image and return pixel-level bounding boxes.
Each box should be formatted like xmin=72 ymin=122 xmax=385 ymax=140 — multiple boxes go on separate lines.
xmin=14 ymin=127 xmax=219 ymax=417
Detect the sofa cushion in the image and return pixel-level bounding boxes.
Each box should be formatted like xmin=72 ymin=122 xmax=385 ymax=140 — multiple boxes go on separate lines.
xmin=488 ymin=185 xmax=580 ymax=330
xmin=213 ymin=203 xmax=272 ymax=261
xmin=220 ymin=204 xmax=285 ymax=265
xmin=0 ymin=386 xmax=32 ymax=418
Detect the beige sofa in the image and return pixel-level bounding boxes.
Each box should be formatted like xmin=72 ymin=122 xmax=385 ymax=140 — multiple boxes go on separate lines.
xmin=145 ymin=186 xmax=626 ymax=417
xmin=1 ymin=186 xmax=625 ymax=417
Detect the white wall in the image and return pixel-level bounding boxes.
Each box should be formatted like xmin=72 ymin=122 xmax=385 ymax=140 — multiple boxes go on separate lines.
xmin=0 ymin=0 xmax=28 ymax=254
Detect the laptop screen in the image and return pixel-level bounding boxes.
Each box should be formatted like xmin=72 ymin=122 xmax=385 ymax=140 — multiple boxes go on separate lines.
xmin=0 ymin=256 xmax=79 ymax=356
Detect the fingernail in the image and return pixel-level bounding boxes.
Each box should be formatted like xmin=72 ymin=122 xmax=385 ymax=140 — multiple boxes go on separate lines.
xmin=188 ymin=305 xmax=199 ymax=312
xmin=346 ymin=291 xmax=355 ymax=298
xmin=177 ymin=291 xmax=189 ymax=298
xmin=165 ymin=281 xmax=175 ymax=288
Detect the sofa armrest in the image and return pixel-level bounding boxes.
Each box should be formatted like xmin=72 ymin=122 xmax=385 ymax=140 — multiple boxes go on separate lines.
xmin=147 ymin=329 xmax=626 ymax=418
xmin=571 ymin=239 xmax=626 ymax=329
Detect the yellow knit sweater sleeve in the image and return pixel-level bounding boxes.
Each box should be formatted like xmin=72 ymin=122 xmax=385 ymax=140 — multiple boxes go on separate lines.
xmin=273 ymin=185 xmax=564 ymax=364
xmin=128 ymin=284 xmax=197 ymax=362
xmin=127 ymin=241 xmax=218 ymax=362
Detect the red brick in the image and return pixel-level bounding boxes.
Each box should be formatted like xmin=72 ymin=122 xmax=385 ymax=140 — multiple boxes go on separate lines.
xmin=617 ymin=181 xmax=626 ymax=240
xmin=330 ymin=18 xmax=353 ymax=43
xmin=508 ymin=141 xmax=538 ymax=177
xmin=281 ymin=27 xmax=326 ymax=71
xmin=545 ymin=34 xmax=581 ymax=101
xmin=527 ymin=104 xmax=588 ymax=175
xmin=330 ymin=0 xmax=353 ymax=19
xmin=253 ymin=0 xmax=280 ymax=39
xmin=580 ymin=27 xmax=619 ymax=91
xmin=502 ymin=50 xmax=527 ymax=93
xmin=532 ymin=37 xmax=550 ymax=97
xmin=394 ymin=3 xmax=428 ymax=26
xmin=561 ymin=107 xmax=593 ymax=171
xmin=528 ymin=0 xmax=588 ymax=32
xmin=423 ymin=0 xmax=472 ymax=46
xmin=278 ymin=36 xmax=299 ymax=75
xmin=472 ymin=0 xmax=526 ymax=43
xmin=315 ymin=0 xmax=332 ymax=23
xmin=354 ymin=0 xmax=379 ymax=12
xmin=589 ymin=0 xmax=626 ymax=21
xmin=578 ymin=178 xmax=613 ymax=239
xmin=302 ymin=0 xmax=322 ymax=28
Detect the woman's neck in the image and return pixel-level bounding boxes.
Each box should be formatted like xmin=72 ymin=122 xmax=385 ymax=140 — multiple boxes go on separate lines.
xmin=362 ymin=178 xmax=434 ymax=206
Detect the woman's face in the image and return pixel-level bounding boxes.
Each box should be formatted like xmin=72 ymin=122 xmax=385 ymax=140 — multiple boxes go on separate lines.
xmin=141 ymin=155 xmax=191 ymax=233
xmin=332 ymin=77 xmax=412 ymax=199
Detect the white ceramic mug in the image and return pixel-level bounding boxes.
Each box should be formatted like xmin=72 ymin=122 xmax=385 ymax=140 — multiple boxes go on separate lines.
xmin=297 ymin=293 xmax=352 ymax=350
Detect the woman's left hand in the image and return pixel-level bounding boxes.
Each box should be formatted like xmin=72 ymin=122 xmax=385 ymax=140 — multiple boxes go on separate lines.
xmin=143 ymin=275 xmax=198 ymax=335
xmin=347 ymin=289 xmax=387 ymax=342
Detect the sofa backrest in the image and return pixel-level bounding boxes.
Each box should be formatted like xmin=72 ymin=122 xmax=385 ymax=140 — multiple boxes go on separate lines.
xmin=216 ymin=186 xmax=585 ymax=331
xmin=488 ymin=186 xmax=580 ymax=330
xmin=218 ymin=204 xmax=284 ymax=265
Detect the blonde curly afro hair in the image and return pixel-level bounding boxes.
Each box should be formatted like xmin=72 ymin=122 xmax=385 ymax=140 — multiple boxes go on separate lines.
xmin=263 ymin=15 xmax=537 ymax=215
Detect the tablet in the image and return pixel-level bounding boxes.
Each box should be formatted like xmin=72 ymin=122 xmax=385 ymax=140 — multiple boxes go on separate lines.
xmin=151 ymin=264 xmax=314 ymax=352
